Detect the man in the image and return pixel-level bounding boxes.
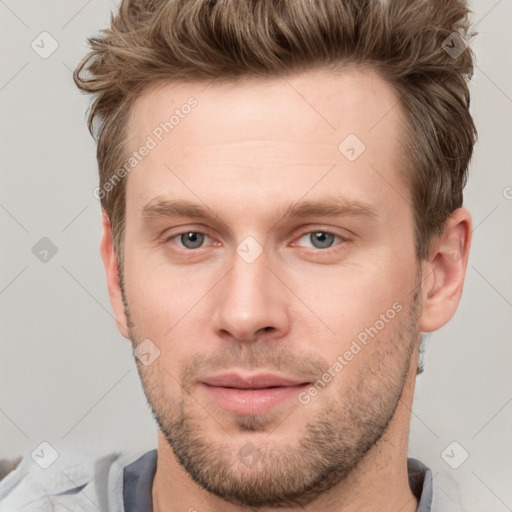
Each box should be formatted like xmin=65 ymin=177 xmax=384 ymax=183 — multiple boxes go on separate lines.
xmin=0 ymin=0 xmax=476 ymax=510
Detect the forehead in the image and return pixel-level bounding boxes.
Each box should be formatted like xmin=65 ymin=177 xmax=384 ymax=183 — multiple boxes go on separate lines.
xmin=123 ymin=67 xmax=408 ymax=218
xmin=128 ymin=66 xmax=402 ymax=147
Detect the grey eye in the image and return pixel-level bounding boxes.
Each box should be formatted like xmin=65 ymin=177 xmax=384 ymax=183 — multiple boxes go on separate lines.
xmin=307 ymin=232 xmax=336 ymax=249
xmin=180 ymin=232 xmax=206 ymax=249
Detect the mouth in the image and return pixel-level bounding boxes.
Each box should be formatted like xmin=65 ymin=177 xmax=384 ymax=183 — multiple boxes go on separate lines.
xmin=199 ymin=372 xmax=311 ymax=415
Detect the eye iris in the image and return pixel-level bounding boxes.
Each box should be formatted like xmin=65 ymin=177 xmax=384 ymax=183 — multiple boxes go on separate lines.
xmin=311 ymin=232 xmax=334 ymax=249
xmin=181 ymin=232 xmax=204 ymax=249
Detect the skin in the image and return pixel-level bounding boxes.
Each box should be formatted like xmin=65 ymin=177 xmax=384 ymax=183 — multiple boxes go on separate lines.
xmin=101 ymin=67 xmax=472 ymax=511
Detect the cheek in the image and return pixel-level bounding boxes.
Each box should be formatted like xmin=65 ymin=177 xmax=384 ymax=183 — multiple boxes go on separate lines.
xmin=291 ymin=269 xmax=416 ymax=388
xmin=293 ymin=257 xmax=415 ymax=340
xmin=122 ymin=248 xmax=212 ymax=335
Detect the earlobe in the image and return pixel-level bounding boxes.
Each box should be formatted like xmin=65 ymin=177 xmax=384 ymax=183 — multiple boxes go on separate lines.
xmin=419 ymin=208 xmax=472 ymax=333
xmin=100 ymin=211 xmax=130 ymax=339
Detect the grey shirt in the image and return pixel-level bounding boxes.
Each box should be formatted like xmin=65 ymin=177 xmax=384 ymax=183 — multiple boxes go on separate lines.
xmin=0 ymin=447 xmax=463 ymax=511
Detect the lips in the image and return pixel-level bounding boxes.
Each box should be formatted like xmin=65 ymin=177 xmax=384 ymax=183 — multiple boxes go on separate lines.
xmin=199 ymin=372 xmax=310 ymax=415
xmin=201 ymin=373 xmax=308 ymax=389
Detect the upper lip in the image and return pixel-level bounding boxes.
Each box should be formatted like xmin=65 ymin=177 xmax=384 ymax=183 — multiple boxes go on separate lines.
xmin=200 ymin=372 xmax=309 ymax=389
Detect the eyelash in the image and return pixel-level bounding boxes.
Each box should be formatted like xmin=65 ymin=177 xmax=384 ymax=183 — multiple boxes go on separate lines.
xmin=163 ymin=228 xmax=348 ymax=251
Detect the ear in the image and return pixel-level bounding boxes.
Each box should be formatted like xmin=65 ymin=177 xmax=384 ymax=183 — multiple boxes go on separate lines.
xmin=419 ymin=207 xmax=472 ymax=332
xmin=100 ymin=211 xmax=130 ymax=339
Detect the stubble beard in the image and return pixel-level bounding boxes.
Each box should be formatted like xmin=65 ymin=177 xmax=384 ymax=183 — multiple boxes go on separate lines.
xmin=122 ymin=278 xmax=421 ymax=508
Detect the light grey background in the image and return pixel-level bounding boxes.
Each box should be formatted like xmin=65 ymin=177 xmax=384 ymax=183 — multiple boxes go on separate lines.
xmin=1 ymin=1 xmax=511 ymax=510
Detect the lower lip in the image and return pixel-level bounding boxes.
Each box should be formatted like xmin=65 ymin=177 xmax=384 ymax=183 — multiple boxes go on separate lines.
xmin=200 ymin=383 xmax=309 ymax=415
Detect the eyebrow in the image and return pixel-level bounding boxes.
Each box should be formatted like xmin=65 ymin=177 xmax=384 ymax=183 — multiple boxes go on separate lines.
xmin=140 ymin=197 xmax=378 ymax=224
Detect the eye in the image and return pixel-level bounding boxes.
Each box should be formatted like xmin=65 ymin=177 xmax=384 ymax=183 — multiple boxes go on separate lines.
xmin=170 ymin=231 xmax=211 ymax=250
xmin=296 ymin=230 xmax=345 ymax=250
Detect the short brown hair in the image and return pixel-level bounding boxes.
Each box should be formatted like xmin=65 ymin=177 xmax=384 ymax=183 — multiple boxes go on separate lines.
xmin=74 ymin=0 xmax=477 ymax=266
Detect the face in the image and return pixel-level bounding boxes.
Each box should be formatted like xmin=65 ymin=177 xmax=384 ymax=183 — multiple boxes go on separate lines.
xmin=118 ymin=68 xmax=423 ymax=507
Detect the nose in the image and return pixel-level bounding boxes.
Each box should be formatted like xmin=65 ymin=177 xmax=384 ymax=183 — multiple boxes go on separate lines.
xmin=211 ymin=245 xmax=291 ymax=343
